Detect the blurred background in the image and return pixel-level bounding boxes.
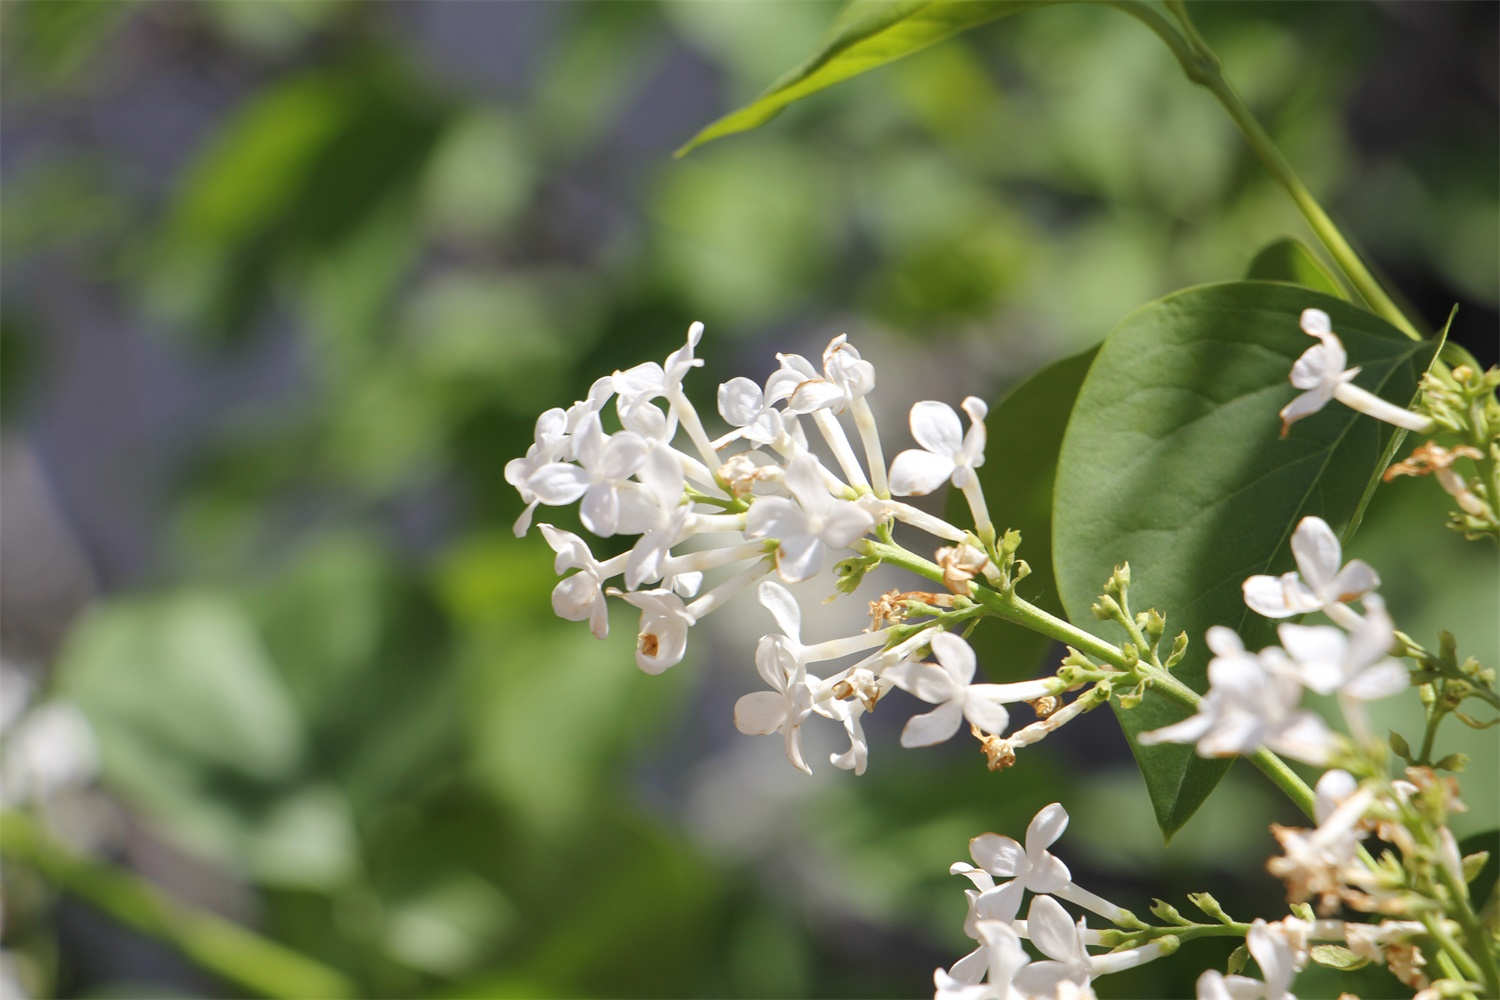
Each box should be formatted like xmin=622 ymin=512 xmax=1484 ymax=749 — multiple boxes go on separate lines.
xmin=1 ymin=2 xmax=1495 ymax=997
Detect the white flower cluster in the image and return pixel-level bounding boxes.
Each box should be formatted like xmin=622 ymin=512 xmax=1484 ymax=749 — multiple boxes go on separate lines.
xmin=1140 ymin=515 xmax=1405 ymax=763
xmin=507 ymin=324 xmax=1047 ymax=774
xmin=936 ymin=803 xmax=1160 ymax=1000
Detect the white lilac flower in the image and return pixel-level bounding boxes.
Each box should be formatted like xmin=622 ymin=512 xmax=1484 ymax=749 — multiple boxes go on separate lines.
xmin=1276 ymin=594 xmax=1407 ymax=702
xmin=505 ymin=407 xmax=570 ymax=536
xmin=1267 ymin=771 xmax=1374 ymax=911
xmin=1196 ymin=919 xmax=1299 ymax=1000
xmin=538 ymin=524 xmax=617 ymax=639
xmin=822 ymin=696 xmax=869 ymax=775
xmin=1138 ymin=628 xmax=1335 ymax=764
xmin=935 ymin=919 xmax=1030 ymax=1000
xmin=617 ymin=589 xmax=696 ymax=674
xmin=1242 ymin=516 xmax=1378 ymax=630
xmin=745 ymin=453 xmax=875 ymax=582
xmin=623 ymin=441 xmax=691 ymax=590
xmin=765 ymin=340 xmax=878 ymax=491
xmin=961 ymin=803 xmax=1129 ymax=924
xmin=715 ymin=376 xmax=787 ymax=447
xmin=734 ymin=635 xmax=818 ymax=773
xmin=1011 ymin=895 xmax=1093 ymax=998
xmin=1280 ymin=309 xmax=1433 ymax=436
xmin=884 ymin=633 xmax=1055 ymax=748
xmin=889 ymin=398 xmax=993 ymax=537
xmin=890 ymin=398 xmax=988 ymax=495
xmin=528 ymin=414 xmax=654 ymax=537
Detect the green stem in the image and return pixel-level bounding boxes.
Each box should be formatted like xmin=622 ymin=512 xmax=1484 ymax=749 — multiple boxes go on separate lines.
xmin=0 ymin=811 xmax=355 ymax=999
xmin=1416 ymin=692 xmax=1443 ymax=765
xmin=973 ymin=584 xmax=1320 ymax=820
xmin=1435 ymin=847 xmax=1500 ymax=996
xmin=1107 ymin=0 xmax=1423 ymax=340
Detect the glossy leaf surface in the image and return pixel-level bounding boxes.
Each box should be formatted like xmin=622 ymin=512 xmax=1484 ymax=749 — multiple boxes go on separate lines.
xmin=1052 ymin=282 xmax=1435 ymax=835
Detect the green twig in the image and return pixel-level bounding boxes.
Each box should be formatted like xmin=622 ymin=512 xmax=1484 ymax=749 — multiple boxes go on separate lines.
xmin=0 ymin=811 xmax=355 ymax=999
xmin=1106 ymin=0 xmax=1423 ymax=341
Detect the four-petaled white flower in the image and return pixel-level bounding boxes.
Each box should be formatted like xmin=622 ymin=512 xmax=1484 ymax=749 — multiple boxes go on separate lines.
xmin=1276 ymin=595 xmax=1406 ymax=702
xmin=1138 ymin=628 xmax=1335 ymax=764
xmin=963 ymin=803 xmax=1073 ymax=922
xmin=624 ymin=442 xmax=691 ymax=590
xmin=1243 ymin=516 xmax=1379 ymax=628
xmin=889 ymin=398 xmax=988 ymax=496
xmin=935 ymin=919 xmax=1030 ymax=1000
xmin=716 ymin=376 xmax=787 ymax=446
xmin=528 ymin=414 xmax=653 ymax=537
xmin=1012 ymin=895 xmax=1093 ymax=998
xmin=616 ymin=589 xmax=696 ymax=674
xmin=1196 ymin=919 xmax=1299 ymax=1000
xmin=505 ymin=407 xmax=569 ymax=536
xmin=745 ymin=453 xmax=875 ymax=581
xmin=734 ymin=635 xmax=818 ymax=773
xmin=884 ymin=632 xmax=1021 ymax=747
xmin=1279 ymin=308 xmax=1361 ymax=436
xmin=538 ymin=524 xmax=611 ymax=638
xmin=1279 ymin=309 xmax=1432 ymax=436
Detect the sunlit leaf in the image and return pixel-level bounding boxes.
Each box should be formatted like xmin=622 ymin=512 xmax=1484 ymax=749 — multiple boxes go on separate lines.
xmin=1052 ymin=283 xmax=1435 ymax=836
xmin=676 ymin=0 xmax=1031 ymax=156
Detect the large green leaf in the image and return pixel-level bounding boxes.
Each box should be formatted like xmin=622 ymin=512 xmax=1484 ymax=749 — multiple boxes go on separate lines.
xmin=959 ymin=346 xmax=1098 ymax=681
xmin=675 ymin=0 xmax=1031 ymax=156
xmin=1244 ymin=237 xmax=1348 ymax=300
xmin=1052 ymin=282 xmax=1435 ymax=836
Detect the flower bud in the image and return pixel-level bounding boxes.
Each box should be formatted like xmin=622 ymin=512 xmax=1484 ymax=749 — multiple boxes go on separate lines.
xmin=1434 ymin=752 xmax=1468 ymax=772
xmin=1226 ymin=945 xmax=1249 ymax=976
xmin=1149 ymin=898 xmax=1189 ymax=925
xmin=1186 ymin=892 xmax=1232 ymax=924
xmin=1388 ymin=731 xmax=1412 ymax=762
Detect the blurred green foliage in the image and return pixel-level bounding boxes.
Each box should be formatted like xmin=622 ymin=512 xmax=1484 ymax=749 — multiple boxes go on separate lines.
xmin=1 ymin=2 xmax=1494 ymax=997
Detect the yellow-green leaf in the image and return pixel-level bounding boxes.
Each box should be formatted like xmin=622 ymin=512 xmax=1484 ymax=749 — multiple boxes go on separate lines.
xmin=675 ymin=0 xmax=1032 ymax=157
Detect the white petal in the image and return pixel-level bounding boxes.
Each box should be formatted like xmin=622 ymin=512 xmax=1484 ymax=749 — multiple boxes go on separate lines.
xmin=775 ymin=534 xmax=824 ymax=583
xmin=580 ymin=483 xmax=620 ymax=536
xmin=1243 ymin=573 xmax=1319 ymax=618
xmin=552 ymin=573 xmax=600 ymax=622
xmin=746 ymin=497 xmax=806 ymax=541
xmin=1204 ymin=626 xmax=1246 ymax=658
xmin=961 ymin=692 xmax=1010 ymax=736
xmin=782 ymin=453 xmax=831 ymax=511
xmin=1277 ymin=623 xmax=1347 ymax=694
xmin=638 ymin=442 xmax=684 ymax=506
xmin=1025 ymin=895 xmax=1080 ymax=962
xmin=1328 ymin=559 xmax=1379 ymax=602
xmin=909 ymin=400 xmax=964 ymax=457
xmin=931 ymin=632 xmax=977 ymax=685
xmin=785 ymin=379 xmax=845 ymax=413
xmin=970 ymin=833 xmax=1025 ymax=877
xmin=528 ymin=463 xmax=590 ymax=505
xmin=734 ymin=691 xmax=789 ymax=735
xmin=818 ymin=501 xmax=876 ymax=548
xmin=757 ymin=579 xmax=803 ymax=642
xmin=1026 ymin=803 xmax=1069 ymax=855
xmin=598 ymin=431 xmax=648 ymax=480
xmin=1137 ymin=710 xmax=1214 ymax=746
xmin=1300 ymin=308 xmax=1331 ymax=336
xmin=1290 ymin=516 xmax=1342 ymax=592
xmin=718 ymin=377 xmax=765 ymax=426
xmin=1267 ymin=712 xmax=1334 ymax=765
xmin=1279 ymin=386 xmax=1334 ymax=428
xmin=974 ymin=880 xmax=1026 ymax=923
xmin=899 ymin=700 xmax=965 ymax=747
xmin=888 ymin=449 xmax=956 ymax=496
xmin=1342 ymin=660 xmax=1408 ymax=701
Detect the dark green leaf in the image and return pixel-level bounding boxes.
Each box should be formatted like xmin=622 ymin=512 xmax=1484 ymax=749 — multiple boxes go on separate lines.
xmin=1459 ymin=829 xmax=1499 ymax=910
xmin=1244 ymin=237 xmax=1347 ymax=300
xmin=676 ymin=0 xmax=1031 ymax=156
xmin=1052 ymin=282 xmax=1435 ymax=836
xmin=958 ymin=345 xmax=1098 ymax=680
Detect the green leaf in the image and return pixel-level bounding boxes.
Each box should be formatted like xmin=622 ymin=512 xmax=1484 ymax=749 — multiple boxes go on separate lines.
xmin=1052 ymin=282 xmax=1435 ymax=836
xmin=1244 ymin=237 xmax=1347 ymax=300
xmin=675 ymin=0 xmax=1030 ymax=156
xmin=1459 ymin=829 xmax=1499 ymax=910
xmin=1309 ymin=944 xmax=1369 ymax=971
xmin=958 ymin=345 xmax=1098 ymax=679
